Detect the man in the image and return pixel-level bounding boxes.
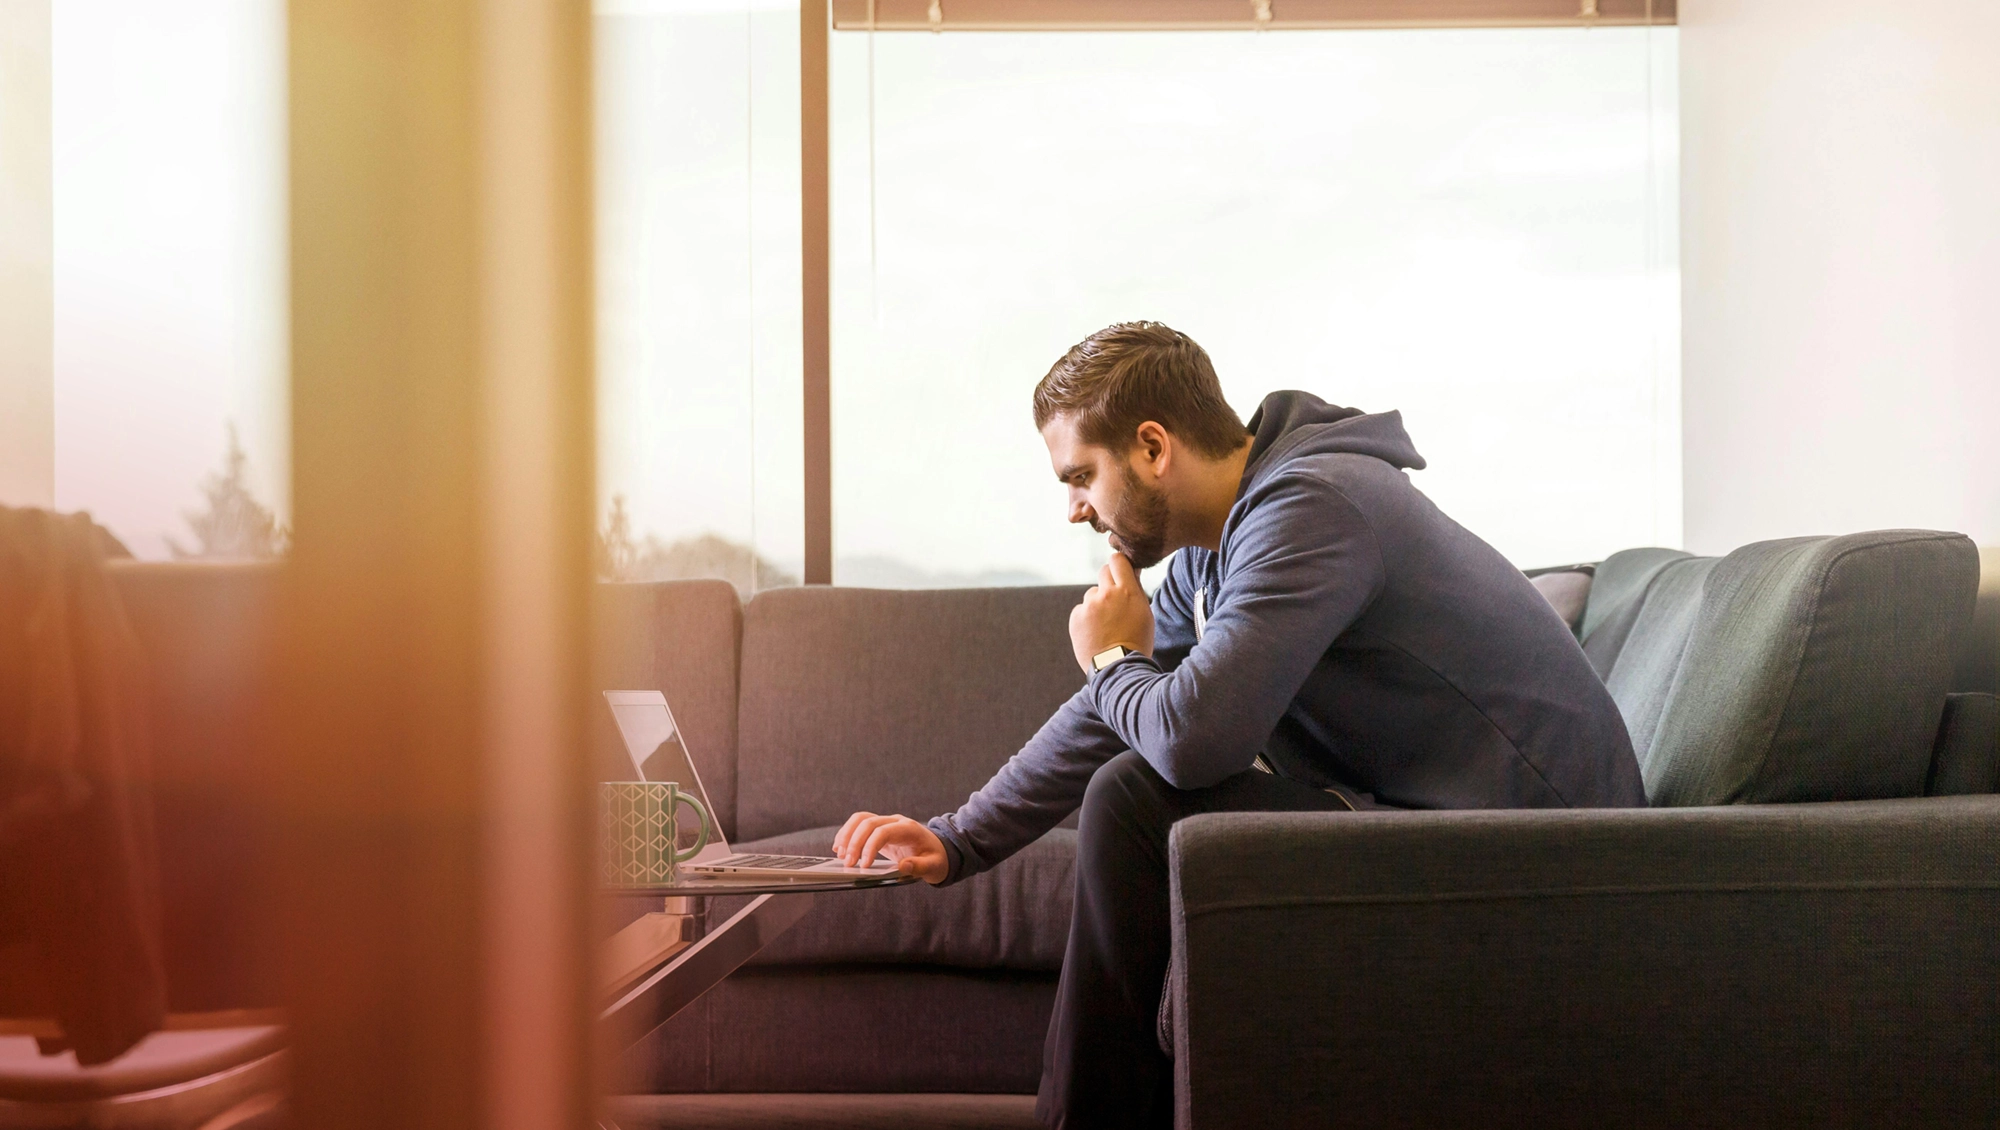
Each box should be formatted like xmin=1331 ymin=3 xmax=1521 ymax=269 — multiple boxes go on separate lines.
xmin=832 ymin=321 xmax=1645 ymax=1128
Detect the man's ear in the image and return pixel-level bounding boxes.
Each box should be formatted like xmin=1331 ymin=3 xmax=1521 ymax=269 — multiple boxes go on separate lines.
xmin=1135 ymin=421 xmax=1170 ymax=476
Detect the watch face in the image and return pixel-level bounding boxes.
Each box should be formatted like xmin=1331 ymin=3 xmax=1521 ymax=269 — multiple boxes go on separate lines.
xmin=1092 ymin=645 xmax=1128 ymax=671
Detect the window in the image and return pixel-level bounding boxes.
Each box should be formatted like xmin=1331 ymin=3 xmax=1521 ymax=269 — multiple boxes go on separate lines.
xmin=49 ymin=0 xmax=289 ymax=559
xmin=595 ymin=0 xmax=804 ymax=595
xmin=593 ymin=6 xmax=1678 ymax=592
xmin=828 ymin=24 xmax=1678 ymax=583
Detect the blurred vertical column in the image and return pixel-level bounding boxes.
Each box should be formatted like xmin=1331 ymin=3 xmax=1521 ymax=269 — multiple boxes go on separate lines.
xmin=283 ymin=0 xmax=596 ymax=1128
xmin=0 ymin=0 xmax=53 ymax=508
xmin=801 ymin=0 xmax=831 ymax=583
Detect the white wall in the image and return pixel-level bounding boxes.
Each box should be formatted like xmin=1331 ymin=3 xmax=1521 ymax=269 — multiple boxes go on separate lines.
xmin=0 ymin=0 xmax=53 ymax=508
xmin=1680 ymin=0 xmax=2000 ymax=554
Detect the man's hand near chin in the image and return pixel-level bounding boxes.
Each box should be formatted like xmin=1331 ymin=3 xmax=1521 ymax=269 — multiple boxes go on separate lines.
xmin=1069 ymin=552 xmax=1156 ymax=674
xmin=832 ymin=555 xmax=1155 ymax=889
xmin=832 ymin=812 xmax=950 ymax=884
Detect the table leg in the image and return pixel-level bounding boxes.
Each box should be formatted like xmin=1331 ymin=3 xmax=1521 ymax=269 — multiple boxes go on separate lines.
xmin=599 ymin=913 xmax=694 ymax=999
xmin=661 ymin=895 xmax=698 ymax=932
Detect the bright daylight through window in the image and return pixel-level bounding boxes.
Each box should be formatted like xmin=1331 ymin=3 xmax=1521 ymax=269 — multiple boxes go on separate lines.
xmin=44 ymin=1 xmax=289 ymax=561
xmin=594 ymin=4 xmax=1678 ymax=592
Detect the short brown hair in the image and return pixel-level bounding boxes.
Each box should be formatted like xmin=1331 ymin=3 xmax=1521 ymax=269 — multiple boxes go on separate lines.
xmin=1032 ymin=322 xmax=1248 ymax=459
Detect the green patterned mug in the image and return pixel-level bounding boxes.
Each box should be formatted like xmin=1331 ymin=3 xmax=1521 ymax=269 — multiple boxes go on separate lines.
xmin=599 ymin=781 xmax=711 ymax=887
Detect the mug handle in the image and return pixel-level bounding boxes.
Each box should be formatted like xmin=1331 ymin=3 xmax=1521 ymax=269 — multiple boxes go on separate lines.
xmin=671 ymin=792 xmax=711 ymax=863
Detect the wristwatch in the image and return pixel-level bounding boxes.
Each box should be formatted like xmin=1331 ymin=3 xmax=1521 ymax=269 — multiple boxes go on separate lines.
xmin=1090 ymin=645 xmax=1132 ymax=673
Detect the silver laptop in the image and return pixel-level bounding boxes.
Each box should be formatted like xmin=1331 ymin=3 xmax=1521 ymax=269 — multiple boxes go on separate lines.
xmin=604 ymin=690 xmax=899 ymax=880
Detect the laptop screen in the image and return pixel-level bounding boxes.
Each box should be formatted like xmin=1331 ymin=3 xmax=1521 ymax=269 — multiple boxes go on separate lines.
xmin=603 ymin=690 xmax=729 ymax=861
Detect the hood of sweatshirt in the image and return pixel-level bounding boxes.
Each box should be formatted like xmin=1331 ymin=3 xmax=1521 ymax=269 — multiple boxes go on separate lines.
xmin=1239 ymin=391 xmax=1426 ymax=498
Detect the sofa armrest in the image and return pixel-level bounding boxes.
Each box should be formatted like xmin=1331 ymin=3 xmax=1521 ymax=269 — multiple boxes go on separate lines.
xmin=1167 ymin=799 xmax=2000 ymax=1130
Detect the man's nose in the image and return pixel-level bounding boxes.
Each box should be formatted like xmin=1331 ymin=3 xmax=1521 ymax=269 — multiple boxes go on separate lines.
xmin=1068 ymin=498 xmax=1092 ymax=525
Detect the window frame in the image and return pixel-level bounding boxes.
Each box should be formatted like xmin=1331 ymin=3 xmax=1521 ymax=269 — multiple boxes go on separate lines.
xmin=829 ymin=0 xmax=1674 ymax=32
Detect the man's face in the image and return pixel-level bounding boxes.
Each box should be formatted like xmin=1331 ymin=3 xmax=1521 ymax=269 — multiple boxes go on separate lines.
xmin=1042 ymin=415 xmax=1172 ymax=570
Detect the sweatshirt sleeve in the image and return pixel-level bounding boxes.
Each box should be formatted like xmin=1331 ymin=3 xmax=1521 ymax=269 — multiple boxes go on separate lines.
xmin=925 ymin=688 xmax=1127 ymax=885
xmin=1084 ymin=475 xmax=1386 ymax=790
xmin=925 ymin=564 xmax=1205 ymax=885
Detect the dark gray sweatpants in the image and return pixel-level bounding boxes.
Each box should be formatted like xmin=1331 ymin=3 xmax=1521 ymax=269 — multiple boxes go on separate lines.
xmin=1037 ymin=750 xmax=1366 ymax=1130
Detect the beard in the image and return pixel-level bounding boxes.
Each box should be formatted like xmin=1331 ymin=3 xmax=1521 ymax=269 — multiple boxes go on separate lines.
xmin=1095 ymin=464 xmax=1171 ymax=570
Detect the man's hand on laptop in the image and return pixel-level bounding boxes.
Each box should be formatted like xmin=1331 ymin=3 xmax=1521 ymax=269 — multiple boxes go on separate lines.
xmin=1069 ymin=552 xmax=1156 ymax=675
xmin=832 ymin=812 xmax=949 ymax=885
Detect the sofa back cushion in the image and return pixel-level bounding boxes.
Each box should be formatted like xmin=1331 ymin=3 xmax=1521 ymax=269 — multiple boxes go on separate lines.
xmin=592 ymin=580 xmax=743 ymax=839
xmin=1600 ymin=556 xmax=1717 ymax=770
xmin=1603 ymin=531 xmax=1977 ymax=806
xmin=1927 ymin=693 xmax=2000 ymax=796
xmin=1525 ymin=567 xmax=1593 ymax=635
xmin=1954 ymin=547 xmax=1999 ymax=695
xmin=734 ymin=585 xmax=1086 ymax=841
xmin=1579 ymin=547 xmax=1693 ymax=677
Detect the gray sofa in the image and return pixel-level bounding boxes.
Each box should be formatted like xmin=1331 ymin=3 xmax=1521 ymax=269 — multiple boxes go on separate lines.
xmin=1166 ymin=532 xmax=2000 ymax=1127
xmin=591 ymin=583 xmax=1088 ymax=1094
xmin=88 ymin=529 xmax=1999 ymax=1122
xmin=594 ymin=529 xmax=1999 ymax=1121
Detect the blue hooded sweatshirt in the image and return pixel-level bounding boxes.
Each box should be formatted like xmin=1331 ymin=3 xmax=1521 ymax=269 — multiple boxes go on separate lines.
xmin=927 ymin=391 xmax=1645 ymax=883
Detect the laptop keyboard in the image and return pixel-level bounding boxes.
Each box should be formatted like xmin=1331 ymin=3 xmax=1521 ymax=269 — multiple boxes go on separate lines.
xmin=715 ymin=854 xmax=832 ymax=870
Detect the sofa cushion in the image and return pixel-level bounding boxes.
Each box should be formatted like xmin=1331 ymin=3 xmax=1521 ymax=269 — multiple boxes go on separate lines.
xmin=1636 ymin=531 xmax=1977 ymax=806
xmin=621 ymin=966 xmax=1054 ymax=1095
xmin=721 ymin=825 xmax=1073 ymax=971
xmin=594 ymin=580 xmax=742 ymax=839
xmin=1578 ymin=547 xmax=1692 ymax=677
xmin=734 ymin=586 xmax=1086 ymax=842
xmin=1927 ymin=693 xmax=2000 ymax=796
xmin=1526 ymin=567 xmax=1593 ymax=635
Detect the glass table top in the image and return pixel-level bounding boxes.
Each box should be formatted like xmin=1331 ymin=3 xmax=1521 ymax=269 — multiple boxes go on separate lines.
xmin=597 ymin=872 xmax=919 ymax=898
